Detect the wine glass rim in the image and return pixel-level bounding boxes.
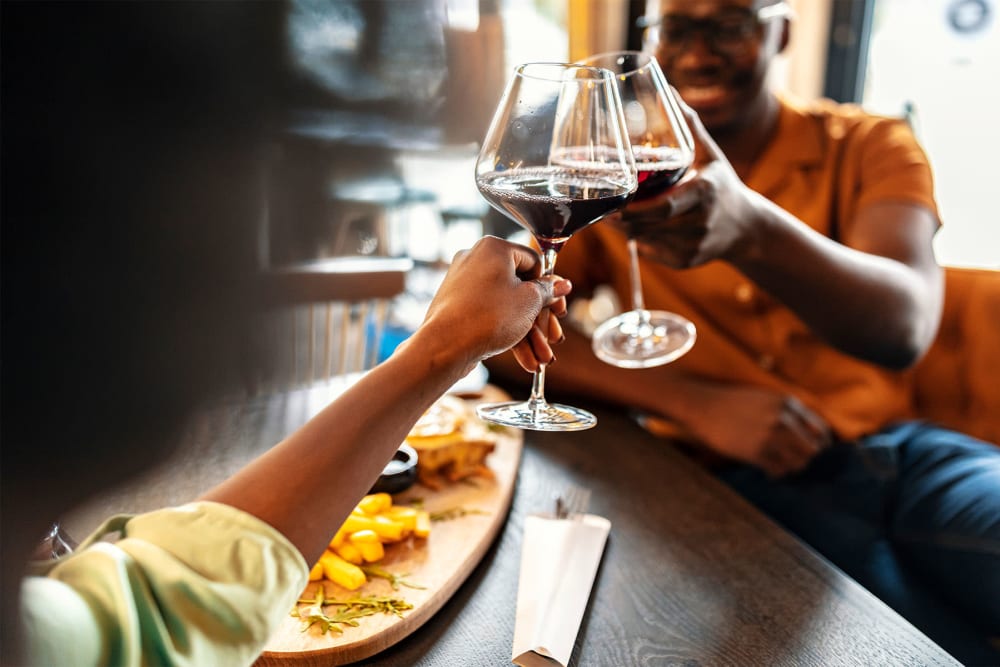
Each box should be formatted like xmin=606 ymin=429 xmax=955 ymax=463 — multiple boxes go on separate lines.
xmin=514 ymin=61 xmax=612 ymax=83
xmin=575 ymin=50 xmax=659 ymax=78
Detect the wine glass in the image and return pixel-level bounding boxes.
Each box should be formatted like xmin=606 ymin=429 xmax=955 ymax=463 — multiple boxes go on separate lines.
xmin=475 ymin=62 xmax=637 ymax=431
xmin=579 ymin=51 xmax=697 ymax=369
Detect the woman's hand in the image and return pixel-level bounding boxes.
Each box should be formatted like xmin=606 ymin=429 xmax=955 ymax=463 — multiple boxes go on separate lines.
xmin=421 ymin=236 xmax=570 ymax=375
xmin=624 ymin=102 xmax=766 ymax=269
xmin=509 ymin=282 xmax=568 ymax=373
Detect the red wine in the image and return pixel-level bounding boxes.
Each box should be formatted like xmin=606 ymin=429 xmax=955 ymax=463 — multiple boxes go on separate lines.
xmin=477 ymin=167 xmax=632 ymax=251
xmin=632 ymin=145 xmax=690 ymax=201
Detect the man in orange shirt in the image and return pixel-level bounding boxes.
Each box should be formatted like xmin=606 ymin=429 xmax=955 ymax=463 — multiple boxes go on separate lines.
xmin=489 ymin=0 xmax=999 ymax=662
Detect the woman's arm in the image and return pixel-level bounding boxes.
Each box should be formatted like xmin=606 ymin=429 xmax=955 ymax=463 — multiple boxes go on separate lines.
xmin=201 ymin=237 xmax=570 ymax=565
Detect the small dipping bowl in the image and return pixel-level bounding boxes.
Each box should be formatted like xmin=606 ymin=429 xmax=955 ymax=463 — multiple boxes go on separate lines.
xmin=369 ymin=443 xmax=419 ymax=495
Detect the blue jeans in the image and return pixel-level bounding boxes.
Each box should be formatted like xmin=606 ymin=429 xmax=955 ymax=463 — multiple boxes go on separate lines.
xmin=717 ymin=421 xmax=1000 ymax=666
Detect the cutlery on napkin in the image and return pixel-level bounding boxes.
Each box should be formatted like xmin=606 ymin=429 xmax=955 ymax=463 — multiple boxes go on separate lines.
xmin=512 ymin=487 xmax=610 ymax=667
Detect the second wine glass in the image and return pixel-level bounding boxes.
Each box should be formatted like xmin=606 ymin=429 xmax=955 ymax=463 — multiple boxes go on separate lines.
xmin=579 ymin=51 xmax=697 ymax=369
xmin=475 ymin=62 xmax=637 ymax=431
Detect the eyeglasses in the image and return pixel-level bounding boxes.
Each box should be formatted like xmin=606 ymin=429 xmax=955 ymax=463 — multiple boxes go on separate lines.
xmin=639 ymin=2 xmax=793 ymax=57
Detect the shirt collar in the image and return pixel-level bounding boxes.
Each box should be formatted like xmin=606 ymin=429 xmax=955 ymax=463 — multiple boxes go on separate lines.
xmin=746 ymin=94 xmax=825 ymax=197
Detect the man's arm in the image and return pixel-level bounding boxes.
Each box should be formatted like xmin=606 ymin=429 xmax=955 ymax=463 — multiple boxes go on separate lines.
xmin=628 ymin=106 xmax=944 ymax=370
xmin=734 ymin=197 xmax=943 ymax=369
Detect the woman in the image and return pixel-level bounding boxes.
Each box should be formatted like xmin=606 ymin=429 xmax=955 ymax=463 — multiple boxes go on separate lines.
xmin=1 ymin=2 xmax=568 ymax=664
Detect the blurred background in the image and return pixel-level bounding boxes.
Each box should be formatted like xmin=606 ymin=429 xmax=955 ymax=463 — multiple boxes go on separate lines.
xmin=259 ymin=0 xmax=998 ymax=388
xmin=269 ymin=0 xmax=998 ymax=273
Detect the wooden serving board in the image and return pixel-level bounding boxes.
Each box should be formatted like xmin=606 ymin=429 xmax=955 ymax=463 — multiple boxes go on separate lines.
xmin=256 ymin=388 xmax=522 ymax=666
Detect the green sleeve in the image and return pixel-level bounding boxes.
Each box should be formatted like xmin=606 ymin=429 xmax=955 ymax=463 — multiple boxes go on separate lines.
xmin=22 ymin=501 xmax=308 ymax=666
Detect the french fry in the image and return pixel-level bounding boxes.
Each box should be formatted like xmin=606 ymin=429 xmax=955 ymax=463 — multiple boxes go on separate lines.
xmin=348 ymin=529 xmax=380 ymax=544
xmin=358 ymin=541 xmax=385 ymax=562
xmin=328 ymin=526 xmax=348 ymax=549
xmin=371 ymin=515 xmax=404 ymax=541
xmin=350 ymin=529 xmax=385 ymax=562
xmin=414 ymin=510 xmax=431 ymax=538
xmin=384 ymin=505 xmax=418 ymax=532
xmin=334 ymin=541 xmax=363 ymax=565
xmin=310 ymin=494 xmax=434 ymax=589
xmin=357 ymin=492 xmax=392 ymax=515
xmin=320 ymin=550 xmax=366 ymax=591
xmin=340 ymin=514 xmax=377 ymax=534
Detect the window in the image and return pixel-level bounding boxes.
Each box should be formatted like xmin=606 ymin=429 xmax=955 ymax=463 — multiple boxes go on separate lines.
xmin=861 ymin=0 xmax=1000 ymax=268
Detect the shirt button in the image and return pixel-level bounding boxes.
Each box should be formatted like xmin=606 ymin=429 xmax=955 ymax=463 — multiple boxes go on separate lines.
xmin=735 ymin=283 xmax=753 ymax=303
xmin=758 ymin=354 xmax=775 ymax=371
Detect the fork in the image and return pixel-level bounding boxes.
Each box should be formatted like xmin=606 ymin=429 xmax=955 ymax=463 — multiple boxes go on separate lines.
xmin=554 ymin=484 xmax=592 ymax=520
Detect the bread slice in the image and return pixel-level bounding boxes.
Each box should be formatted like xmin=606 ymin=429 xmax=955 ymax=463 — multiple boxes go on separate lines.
xmin=405 ymin=395 xmax=496 ymax=489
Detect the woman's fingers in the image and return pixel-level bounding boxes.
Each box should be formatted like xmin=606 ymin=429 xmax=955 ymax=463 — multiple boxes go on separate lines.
xmin=547 ymin=312 xmax=564 ymax=344
xmin=526 ymin=323 xmax=554 ymax=364
xmin=494 ymin=271 xmax=572 ymax=374
xmin=511 ymin=339 xmax=541 ymax=372
xmin=511 ymin=322 xmax=556 ymax=373
xmin=508 ymin=238 xmax=546 ymax=281
xmin=549 ymin=295 xmax=568 ymax=319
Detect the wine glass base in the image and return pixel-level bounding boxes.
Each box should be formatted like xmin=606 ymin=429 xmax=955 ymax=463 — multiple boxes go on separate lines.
xmin=592 ymin=309 xmax=696 ymax=369
xmin=475 ymin=400 xmax=597 ymax=432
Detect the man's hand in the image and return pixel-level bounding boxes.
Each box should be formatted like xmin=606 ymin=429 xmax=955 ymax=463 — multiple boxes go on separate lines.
xmin=624 ymin=101 xmax=766 ymax=269
xmin=678 ymin=382 xmax=834 ymax=478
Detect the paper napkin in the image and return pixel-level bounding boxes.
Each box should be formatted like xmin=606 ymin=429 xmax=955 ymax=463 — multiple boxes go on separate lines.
xmin=511 ymin=513 xmax=611 ymax=667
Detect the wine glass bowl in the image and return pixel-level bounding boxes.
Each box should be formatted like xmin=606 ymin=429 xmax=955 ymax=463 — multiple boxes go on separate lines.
xmin=577 ymin=50 xmax=697 ymax=369
xmin=474 ymin=62 xmax=637 ymax=431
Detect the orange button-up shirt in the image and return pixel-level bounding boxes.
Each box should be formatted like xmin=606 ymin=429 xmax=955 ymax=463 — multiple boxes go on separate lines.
xmin=556 ymin=95 xmax=940 ymax=440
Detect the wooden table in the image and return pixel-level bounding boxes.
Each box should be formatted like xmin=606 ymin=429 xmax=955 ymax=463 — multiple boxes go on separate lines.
xmin=63 ymin=383 xmax=959 ymax=667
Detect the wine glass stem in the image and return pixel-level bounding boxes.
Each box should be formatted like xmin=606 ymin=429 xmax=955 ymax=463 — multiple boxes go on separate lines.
xmin=627 ymin=238 xmax=651 ymax=325
xmin=528 ymin=363 xmax=548 ymax=413
xmin=528 ymin=247 xmax=558 ymax=418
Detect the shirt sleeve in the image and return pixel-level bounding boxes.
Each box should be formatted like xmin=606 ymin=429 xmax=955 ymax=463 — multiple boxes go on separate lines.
xmin=21 ymin=501 xmax=309 ymax=667
xmin=853 ymin=116 xmax=940 ymax=220
xmin=548 ymin=221 xmax=617 ymax=299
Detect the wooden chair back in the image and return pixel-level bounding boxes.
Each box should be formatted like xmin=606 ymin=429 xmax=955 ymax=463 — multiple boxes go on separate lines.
xmin=247 ymin=256 xmax=412 ymax=394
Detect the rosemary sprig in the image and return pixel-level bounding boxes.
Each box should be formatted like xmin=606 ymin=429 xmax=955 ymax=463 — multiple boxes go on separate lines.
xmin=429 ymin=506 xmax=489 ymax=522
xmin=291 ymin=588 xmax=414 ymax=635
xmin=360 ymin=564 xmax=426 ymax=590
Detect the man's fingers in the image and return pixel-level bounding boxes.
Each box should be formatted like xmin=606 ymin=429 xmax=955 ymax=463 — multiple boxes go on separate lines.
xmin=783 ymin=397 xmax=834 ymax=448
xmin=628 ymin=175 xmax=703 ymax=216
xmin=759 ymin=445 xmax=792 ymax=479
xmin=760 ymin=438 xmax=811 ymax=479
xmin=779 ymin=410 xmax=824 ymax=455
xmin=635 ymin=238 xmax=701 ymax=270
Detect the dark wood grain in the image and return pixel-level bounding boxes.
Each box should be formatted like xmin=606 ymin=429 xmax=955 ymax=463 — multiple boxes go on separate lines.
xmin=62 ymin=385 xmax=959 ymax=667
